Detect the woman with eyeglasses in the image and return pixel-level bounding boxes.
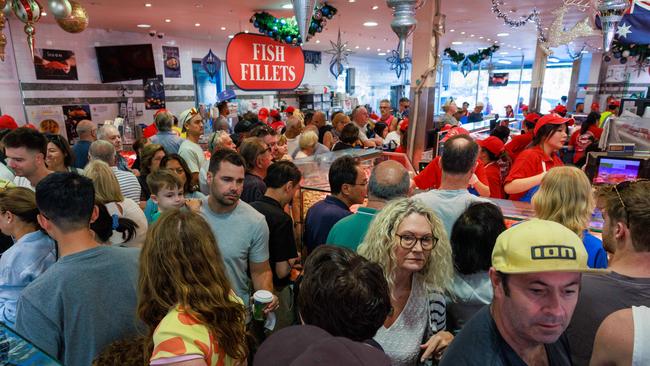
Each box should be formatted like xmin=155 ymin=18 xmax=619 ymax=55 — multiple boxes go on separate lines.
xmin=358 ymin=198 xmax=454 ymax=365
xmin=46 ymin=135 xmax=82 ymax=174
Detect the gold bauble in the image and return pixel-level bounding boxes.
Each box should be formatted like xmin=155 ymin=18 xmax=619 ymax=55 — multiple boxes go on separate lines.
xmin=55 ymin=0 xmax=88 ymax=33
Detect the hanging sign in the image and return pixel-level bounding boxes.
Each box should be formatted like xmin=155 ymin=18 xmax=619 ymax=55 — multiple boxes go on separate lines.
xmin=226 ymin=33 xmax=305 ymax=91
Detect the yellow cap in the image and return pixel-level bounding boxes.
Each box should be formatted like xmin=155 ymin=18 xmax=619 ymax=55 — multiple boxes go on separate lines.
xmin=492 ymin=219 xmax=606 ymax=274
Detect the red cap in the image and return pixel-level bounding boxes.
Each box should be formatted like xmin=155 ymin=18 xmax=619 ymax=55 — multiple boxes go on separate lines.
xmin=533 ymin=114 xmax=574 ymax=136
xmin=0 ymin=115 xmax=18 ymax=130
xmin=285 ymin=106 xmax=295 ymax=114
xmin=609 ymin=100 xmax=621 ymax=107
xmin=478 ymin=136 xmax=505 ymax=156
xmin=399 ymin=118 xmax=409 ymax=132
xmin=551 ymin=105 xmax=567 ymax=114
xmin=143 ymin=123 xmax=158 ymax=138
xmin=24 ymin=123 xmax=37 ymax=130
xmin=270 ymin=109 xmax=281 ymax=119
xmin=270 ymin=120 xmax=285 ymax=131
xmin=591 ymin=102 xmax=600 ymax=111
xmin=525 ymin=112 xmax=541 ymax=123
xmin=521 ymin=105 xmax=529 ymax=112
xmin=153 ymin=108 xmax=168 ymax=118
xmin=258 ymin=108 xmax=269 ymax=117
xmin=441 ymin=125 xmax=470 ymax=142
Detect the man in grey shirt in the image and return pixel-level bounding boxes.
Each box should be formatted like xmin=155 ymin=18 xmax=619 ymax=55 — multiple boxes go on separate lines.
xmin=414 ymin=134 xmax=488 ymax=237
xmin=200 ymin=149 xmax=278 ymax=312
xmin=15 ymin=172 xmax=141 ymax=366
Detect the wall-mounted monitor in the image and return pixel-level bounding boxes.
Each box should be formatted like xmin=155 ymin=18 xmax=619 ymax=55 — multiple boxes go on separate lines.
xmin=95 ymin=44 xmax=156 ymax=83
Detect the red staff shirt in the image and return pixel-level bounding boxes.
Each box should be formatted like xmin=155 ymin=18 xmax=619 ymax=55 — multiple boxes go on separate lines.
xmin=504 ymin=132 xmax=533 ymax=161
xmin=504 ymin=146 xmax=563 ymax=201
xmin=481 ymin=161 xmax=505 ymax=199
xmin=414 ymin=156 xmax=489 ymax=192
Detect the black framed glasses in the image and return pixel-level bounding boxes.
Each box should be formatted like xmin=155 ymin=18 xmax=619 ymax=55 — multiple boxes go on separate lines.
xmin=396 ymin=234 xmax=437 ymax=250
xmin=612 ymin=179 xmax=649 ymax=225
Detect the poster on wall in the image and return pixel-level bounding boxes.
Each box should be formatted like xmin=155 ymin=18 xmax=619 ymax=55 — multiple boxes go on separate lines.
xmin=34 ymin=49 xmax=78 ymax=80
xmin=489 ymin=73 xmax=509 ymax=87
xmin=62 ymin=105 xmax=92 ymax=143
xmin=162 ymin=46 xmax=181 ymax=78
xmin=144 ymin=75 xmax=166 ymax=110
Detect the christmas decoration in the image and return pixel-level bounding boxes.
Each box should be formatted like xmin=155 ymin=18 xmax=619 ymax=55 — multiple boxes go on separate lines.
xmin=48 ymin=0 xmax=71 ymax=19
xmin=0 ymin=0 xmax=6 ymax=61
xmin=55 ymin=0 xmax=88 ymax=33
xmin=460 ymin=58 xmax=473 ymax=78
xmin=386 ymin=49 xmax=411 ymax=78
xmin=250 ymin=2 xmax=337 ymax=45
xmin=292 ymin=0 xmax=316 ymax=44
xmin=386 ymin=0 xmax=419 ymax=59
xmin=491 ymin=0 xmax=546 ymax=43
xmin=12 ymin=0 xmax=43 ymax=59
xmin=539 ymin=1 xmax=595 ymax=55
xmin=566 ymin=44 xmax=587 ymax=60
xmin=444 ymin=45 xmax=499 ymax=78
xmin=201 ymin=49 xmax=221 ymax=80
xmin=324 ymin=29 xmax=352 ymax=79
xmin=597 ymin=0 xmax=629 ymax=52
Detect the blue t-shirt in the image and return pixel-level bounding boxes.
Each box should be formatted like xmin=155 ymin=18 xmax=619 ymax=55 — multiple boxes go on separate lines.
xmin=71 ymin=140 xmax=91 ymax=169
xmin=583 ymin=231 xmax=608 ymax=269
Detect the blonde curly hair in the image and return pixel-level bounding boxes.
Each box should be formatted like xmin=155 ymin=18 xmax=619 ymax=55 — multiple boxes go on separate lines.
xmin=358 ymin=198 xmax=453 ymax=294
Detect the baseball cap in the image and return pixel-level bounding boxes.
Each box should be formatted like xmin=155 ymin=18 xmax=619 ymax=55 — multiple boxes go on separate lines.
xmin=270 ymin=109 xmax=280 ymax=119
xmin=254 ymin=325 xmax=391 ymax=366
xmin=521 ymin=104 xmax=529 ymax=112
xmin=476 ymin=102 xmax=484 ymax=108
xmin=285 ymin=106 xmax=295 ymax=114
xmin=524 ymin=112 xmax=541 ymax=123
xmin=551 ymin=105 xmax=567 ymax=114
xmin=178 ymin=108 xmax=200 ymax=126
xmin=441 ymin=125 xmax=470 ymax=142
xmin=609 ymin=100 xmax=621 ymax=108
xmin=492 ymin=219 xmax=606 ymax=274
xmin=258 ymin=108 xmax=269 ymax=118
xmin=478 ymin=136 xmax=505 ymax=156
xmin=533 ymin=114 xmax=574 ymax=136
xmin=0 ymin=115 xmax=18 ymax=130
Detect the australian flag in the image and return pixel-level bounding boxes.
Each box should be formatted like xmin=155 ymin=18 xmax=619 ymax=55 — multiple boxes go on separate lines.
xmin=597 ymin=0 xmax=650 ymax=45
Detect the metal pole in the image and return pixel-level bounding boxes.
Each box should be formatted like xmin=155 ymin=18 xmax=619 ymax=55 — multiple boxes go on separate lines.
xmin=475 ymin=61 xmax=481 ymax=106
xmin=515 ymin=54 xmax=524 ymax=116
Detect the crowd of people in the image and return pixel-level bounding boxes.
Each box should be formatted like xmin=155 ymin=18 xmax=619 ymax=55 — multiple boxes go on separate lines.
xmin=0 ymin=94 xmax=647 ymax=366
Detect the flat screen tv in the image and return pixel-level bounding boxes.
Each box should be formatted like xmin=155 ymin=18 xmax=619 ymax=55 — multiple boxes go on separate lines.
xmin=95 ymin=44 xmax=156 ymax=83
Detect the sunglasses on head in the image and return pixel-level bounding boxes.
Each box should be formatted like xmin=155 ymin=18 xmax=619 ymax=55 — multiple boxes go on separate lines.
xmin=612 ymin=179 xmax=649 ymax=225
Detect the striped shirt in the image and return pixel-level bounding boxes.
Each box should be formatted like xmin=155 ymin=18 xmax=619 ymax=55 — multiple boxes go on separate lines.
xmin=111 ymin=166 xmax=141 ymax=203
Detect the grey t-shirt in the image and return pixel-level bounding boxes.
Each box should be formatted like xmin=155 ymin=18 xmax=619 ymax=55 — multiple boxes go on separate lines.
xmin=413 ymin=189 xmax=489 ymax=238
xmin=201 ymin=198 xmax=270 ymax=306
xmin=15 ymin=245 xmax=141 ymax=366
xmin=567 ymin=272 xmax=650 ymax=366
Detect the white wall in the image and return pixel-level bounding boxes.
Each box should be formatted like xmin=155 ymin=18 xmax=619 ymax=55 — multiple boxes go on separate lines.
xmin=0 ymin=18 xmax=407 ymax=127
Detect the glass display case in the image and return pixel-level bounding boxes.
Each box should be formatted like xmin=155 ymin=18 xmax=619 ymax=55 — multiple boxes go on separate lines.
xmin=293 ymin=149 xmax=416 ymax=223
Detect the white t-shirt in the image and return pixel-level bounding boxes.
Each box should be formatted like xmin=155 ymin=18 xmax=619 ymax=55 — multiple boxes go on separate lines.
xmin=633 ymin=306 xmax=650 ymax=366
xmin=105 ymin=198 xmax=148 ymax=247
xmin=0 ymin=163 xmax=14 ymax=182
xmin=13 ymin=176 xmax=34 ymax=191
xmin=178 ymin=140 xmax=206 ymax=174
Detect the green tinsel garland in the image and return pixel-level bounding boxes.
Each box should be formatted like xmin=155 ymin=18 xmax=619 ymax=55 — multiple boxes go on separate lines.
xmin=250 ymin=3 xmax=337 ymax=46
xmin=444 ymin=45 xmax=500 ymax=65
xmin=609 ymin=39 xmax=650 ymax=65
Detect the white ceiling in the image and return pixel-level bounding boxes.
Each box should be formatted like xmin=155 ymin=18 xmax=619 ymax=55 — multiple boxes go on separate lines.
xmin=37 ymin=0 xmax=605 ymax=62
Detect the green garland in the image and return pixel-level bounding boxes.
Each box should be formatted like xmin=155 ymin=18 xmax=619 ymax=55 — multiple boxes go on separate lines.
xmin=250 ymin=3 xmax=337 ymax=46
xmin=444 ymin=45 xmax=500 ymax=65
xmin=609 ymin=39 xmax=650 ymax=64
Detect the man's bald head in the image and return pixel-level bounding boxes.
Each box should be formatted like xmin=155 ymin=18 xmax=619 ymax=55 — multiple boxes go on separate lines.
xmin=312 ymin=111 xmax=326 ymax=127
xmin=442 ymin=135 xmax=478 ymax=175
xmin=368 ymin=160 xmax=410 ymax=200
xmin=76 ymin=120 xmax=96 ymax=140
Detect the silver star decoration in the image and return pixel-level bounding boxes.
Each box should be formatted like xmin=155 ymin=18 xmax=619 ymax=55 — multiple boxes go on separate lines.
xmin=616 ymin=23 xmax=632 ymax=38
xmin=324 ymin=29 xmax=354 ymax=79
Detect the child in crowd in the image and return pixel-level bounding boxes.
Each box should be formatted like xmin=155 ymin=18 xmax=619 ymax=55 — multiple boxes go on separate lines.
xmin=138 ymin=209 xmax=248 ymax=365
xmin=146 ymin=169 xmax=187 ymax=223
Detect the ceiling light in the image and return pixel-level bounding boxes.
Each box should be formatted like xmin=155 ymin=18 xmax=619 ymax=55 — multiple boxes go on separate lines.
xmin=165 ymin=19 xmax=171 ymax=23
xmin=366 ymin=46 xmax=371 ymax=50
xmin=228 ymin=34 xmax=235 ymax=39
xmin=581 ymin=50 xmax=589 ymax=54
xmin=195 ymin=23 xmax=201 ymax=27
xmin=220 ymin=26 xmax=226 ymax=30
xmin=244 ymin=30 xmax=249 ymax=33
xmin=137 ymin=24 xmax=151 ymax=28
xmin=497 ymin=32 xmax=509 ymax=37
xmin=355 ymin=45 xmax=359 ymax=49
xmin=544 ymin=27 xmax=549 ymax=30
xmin=282 ymin=3 xmax=293 ymax=9
xmin=316 ymin=40 xmax=320 ymax=43
xmin=372 ymin=5 xmax=379 ymax=10
xmin=349 ymin=0 xmax=356 ymax=2
xmin=145 ymin=3 xmax=152 ymax=7
xmin=548 ymin=57 xmax=560 ymax=63
xmin=378 ymin=52 xmax=386 ymax=56
xmin=479 ymin=36 xmax=484 ymax=39
xmin=449 ymin=29 xmax=455 ymax=32
xmin=487 ymin=38 xmax=491 ymax=41
xmin=377 ymin=48 xmax=381 ymax=51
xmin=363 ymin=21 xmax=378 ymax=27
xmin=40 ymin=11 xmax=47 ymax=16
xmin=470 ymin=34 xmax=474 ymax=37
xmin=497 ymin=60 xmax=512 ymax=64
xmin=499 ymin=52 xmax=509 ymax=55
xmin=460 ymin=31 xmax=466 ymax=35
xmin=452 ymin=41 xmax=463 ymax=45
